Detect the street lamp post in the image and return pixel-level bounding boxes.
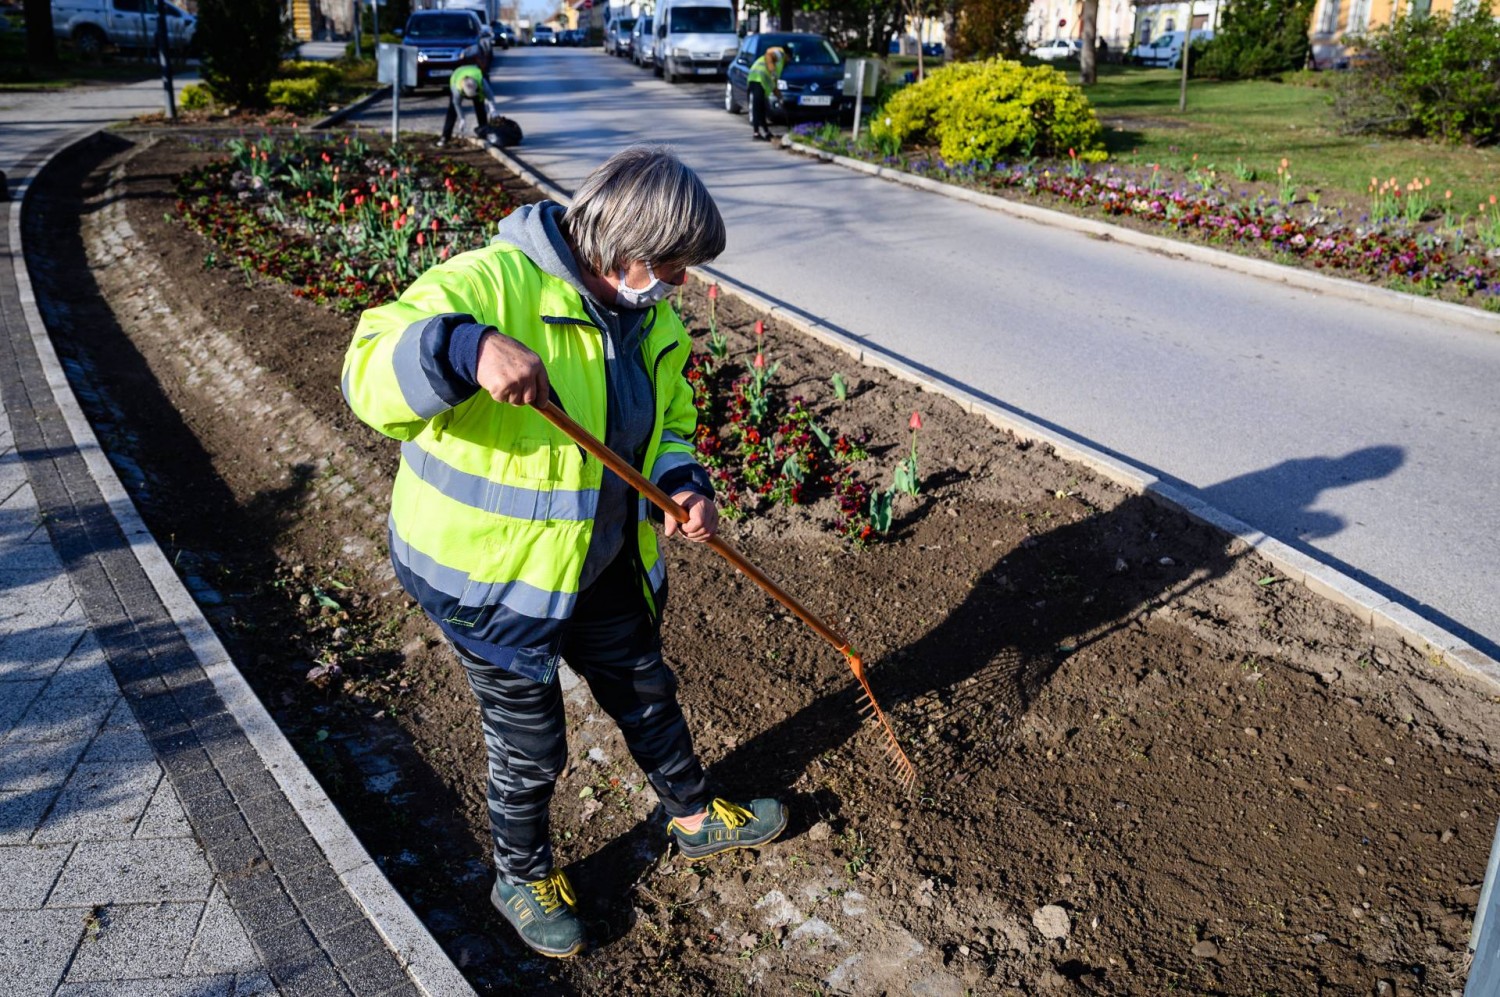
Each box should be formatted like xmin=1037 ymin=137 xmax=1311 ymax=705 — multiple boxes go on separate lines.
xmin=154 ymin=0 xmax=176 ymax=120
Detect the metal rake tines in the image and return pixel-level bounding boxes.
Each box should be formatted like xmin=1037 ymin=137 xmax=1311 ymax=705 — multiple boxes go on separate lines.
xmin=851 ymin=670 xmax=917 ymax=794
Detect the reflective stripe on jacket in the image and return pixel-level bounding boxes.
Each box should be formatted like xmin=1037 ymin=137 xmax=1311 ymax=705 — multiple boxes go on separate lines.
xmin=748 ymin=54 xmax=781 ymax=91
xmin=341 ymin=242 xmax=700 ymax=680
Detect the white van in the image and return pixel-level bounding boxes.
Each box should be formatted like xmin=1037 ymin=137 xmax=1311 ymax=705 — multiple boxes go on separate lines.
xmin=1131 ymin=28 xmax=1213 ymax=68
xmin=652 ymin=0 xmax=737 ymax=83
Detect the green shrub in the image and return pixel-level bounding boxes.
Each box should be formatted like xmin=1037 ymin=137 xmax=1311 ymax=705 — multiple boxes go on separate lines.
xmin=268 ymin=77 xmax=324 ymax=114
xmin=1333 ymin=4 xmax=1500 ymax=144
xmin=870 ymin=58 xmax=1106 ymax=164
xmin=1193 ymin=0 xmax=1316 ymax=79
xmin=180 ymin=83 xmax=215 ymax=110
xmin=278 ymin=59 xmax=343 ymax=90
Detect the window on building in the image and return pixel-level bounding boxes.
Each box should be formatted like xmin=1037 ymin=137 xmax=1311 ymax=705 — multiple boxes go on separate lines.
xmin=1317 ymin=0 xmax=1342 ymax=33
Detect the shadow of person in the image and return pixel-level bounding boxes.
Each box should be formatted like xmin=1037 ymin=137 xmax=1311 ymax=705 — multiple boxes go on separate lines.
xmin=1196 ymin=445 xmax=1405 ymax=542
xmin=693 ymin=445 xmax=1408 ymax=811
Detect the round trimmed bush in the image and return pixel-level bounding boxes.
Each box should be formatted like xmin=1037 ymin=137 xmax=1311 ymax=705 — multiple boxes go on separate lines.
xmin=870 ymin=59 xmax=1106 ymax=164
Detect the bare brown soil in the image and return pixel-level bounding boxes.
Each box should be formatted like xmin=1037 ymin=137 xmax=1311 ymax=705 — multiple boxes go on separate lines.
xmin=24 ymin=129 xmax=1500 ymax=996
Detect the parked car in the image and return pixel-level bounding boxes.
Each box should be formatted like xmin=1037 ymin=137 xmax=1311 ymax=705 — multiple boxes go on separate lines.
xmin=401 ymin=9 xmax=492 ymax=88
xmin=652 ymin=0 xmax=737 ymax=82
xmin=1031 ymin=37 xmax=1082 ymax=61
xmin=531 ymin=24 xmax=556 ymax=45
xmin=1131 ymin=28 xmax=1212 ymax=67
xmin=52 ymin=0 xmax=196 ymax=58
xmin=491 ymin=21 xmax=516 ymax=48
xmin=630 ymin=16 xmax=653 ymax=65
xmin=725 ymin=32 xmax=849 ymax=124
xmin=604 ymin=15 xmax=636 ymax=56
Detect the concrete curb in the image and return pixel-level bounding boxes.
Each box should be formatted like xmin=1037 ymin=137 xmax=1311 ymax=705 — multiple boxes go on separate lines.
xmin=482 ymin=141 xmax=1500 ymax=695
xmin=312 ymin=84 xmax=392 ymax=130
xmin=781 ymin=138 xmax=1500 ymax=337
xmin=11 ymin=130 xmax=476 ymax=996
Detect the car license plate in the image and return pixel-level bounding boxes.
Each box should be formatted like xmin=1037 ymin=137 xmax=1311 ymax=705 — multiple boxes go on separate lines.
xmin=801 ymin=95 xmax=833 ymax=106
xmin=430 ymin=69 xmax=452 ymax=78
xmin=696 ymin=66 xmax=717 ymax=74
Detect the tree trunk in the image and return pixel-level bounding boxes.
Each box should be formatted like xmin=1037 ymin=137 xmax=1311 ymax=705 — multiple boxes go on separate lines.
xmin=23 ymin=0 xmax=58 ymax=64
xmin=1080 ymin=0 xmax=1098 ymax=84
xmin=778 ymin=0 xmax=793 ymax=31
xmin=914 ymin=12 xmax=924 ymax=78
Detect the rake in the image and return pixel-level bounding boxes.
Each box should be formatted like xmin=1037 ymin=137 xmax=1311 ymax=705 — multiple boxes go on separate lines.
xmin=536 ymin=400 xmax=917 ymax=794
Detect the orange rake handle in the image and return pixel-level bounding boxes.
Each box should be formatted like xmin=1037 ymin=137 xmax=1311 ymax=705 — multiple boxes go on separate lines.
xmin=534 ymin=400 xmax=916 ymax=792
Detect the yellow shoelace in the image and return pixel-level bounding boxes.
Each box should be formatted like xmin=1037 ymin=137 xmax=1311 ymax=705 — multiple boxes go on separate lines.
xmin=527 ymin=869 xmax=576 ymax=915
xmin=707 ymin=798 xmax=754 ymax=829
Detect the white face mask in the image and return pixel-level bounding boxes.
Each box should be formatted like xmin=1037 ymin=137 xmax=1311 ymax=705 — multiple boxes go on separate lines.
xmin=615 ymin=263 xmax=673 ymax=310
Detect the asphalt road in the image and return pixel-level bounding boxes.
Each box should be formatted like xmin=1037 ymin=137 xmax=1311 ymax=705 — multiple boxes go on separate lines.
xmin=352 ymin=46 xmax=1500 ymax=658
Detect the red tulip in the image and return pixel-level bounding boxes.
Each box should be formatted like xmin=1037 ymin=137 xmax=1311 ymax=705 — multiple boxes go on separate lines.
xmin=708 ymin=284 xmax=719 ymax=300
xmin=753 ymin=353 xmax=765 ymax=369
xmin=320 ymin=152 xmax=331 ymax=164
xmin=416 ymin=232 xmax=425 ymax=246
xmin=754 ymin=320 xmax=764 ymax=337
xmin=909 ymin=410 xmax=923 ymax=431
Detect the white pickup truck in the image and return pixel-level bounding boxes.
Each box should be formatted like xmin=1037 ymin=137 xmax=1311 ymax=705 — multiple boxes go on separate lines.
xmin=52 ymin=0 xmax=196 ymax=58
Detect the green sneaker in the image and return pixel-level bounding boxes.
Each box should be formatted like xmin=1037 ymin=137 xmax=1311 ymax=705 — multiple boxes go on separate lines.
xmin=490 ymin=869 xmax=586 ymax=958
xmin=668 ymin=797 xmax=787 ymax=859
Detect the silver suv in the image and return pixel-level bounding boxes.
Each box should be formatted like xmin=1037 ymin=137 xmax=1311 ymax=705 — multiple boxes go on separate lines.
xmin=52 ymin=0 xmax=196 ymax=58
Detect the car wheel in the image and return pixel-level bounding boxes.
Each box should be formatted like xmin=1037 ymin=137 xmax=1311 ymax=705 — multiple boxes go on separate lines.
xmin=724 ymin=80 xmax=742 ymax=113
xmin=73 ymin=24 xmax=107 ymax=60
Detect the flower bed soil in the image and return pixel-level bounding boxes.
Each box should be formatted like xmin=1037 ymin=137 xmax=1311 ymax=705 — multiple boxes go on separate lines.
xmin=24 ymin=129 xmax=1500 ymax=996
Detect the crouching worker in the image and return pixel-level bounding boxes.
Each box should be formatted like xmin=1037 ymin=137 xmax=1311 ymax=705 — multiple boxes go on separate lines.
xmin=747 ymin=45 xmax=786 ymax=141
xmin=341 ymin=146 xmax=787 ymax=959
xmin=440 ymin=64 xmax=496 ymax=146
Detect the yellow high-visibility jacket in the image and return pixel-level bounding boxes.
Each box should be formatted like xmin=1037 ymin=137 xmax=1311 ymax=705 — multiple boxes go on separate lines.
xmin=341 ymin=241 xmax=700 ymax=681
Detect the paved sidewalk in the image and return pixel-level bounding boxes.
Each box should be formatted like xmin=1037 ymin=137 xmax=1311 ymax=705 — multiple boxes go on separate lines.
xmin=1 ymin=120 xmax=470 ymax=996
xmin=1 ymin=409 xmax=277 ymax=997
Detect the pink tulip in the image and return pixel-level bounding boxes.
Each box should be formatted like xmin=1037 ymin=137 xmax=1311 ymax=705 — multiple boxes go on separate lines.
xmin=754 ymin=320 xmax=764 ymax=337
xmin=909 ymin=411 xmax=923 ymax=431
xmin=708 ymin=284 xmax=719 ymax=300
xmin=753 ymin=353 xmax=765 ymax=369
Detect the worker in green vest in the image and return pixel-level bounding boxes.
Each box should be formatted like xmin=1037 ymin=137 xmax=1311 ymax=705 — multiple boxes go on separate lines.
xmin=342 ymin=146 xmax=787 ymax=959
xmin=440 ymin=63 xmax=497 ymax=147
xmin=746 ymin=45 xmax=787 ymax=141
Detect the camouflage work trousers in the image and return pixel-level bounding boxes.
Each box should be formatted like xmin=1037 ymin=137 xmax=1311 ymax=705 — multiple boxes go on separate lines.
xmin=452 ymin=555 xmax=710 ymax=884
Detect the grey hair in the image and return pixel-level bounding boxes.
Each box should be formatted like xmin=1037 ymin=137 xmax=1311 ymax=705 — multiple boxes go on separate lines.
xmin=563 ymin=145 xmax=726 ymax=275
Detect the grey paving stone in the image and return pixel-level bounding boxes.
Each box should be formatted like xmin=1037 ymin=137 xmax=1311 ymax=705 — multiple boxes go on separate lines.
xmin=233 ymin=970 xmax=280 ymax=996
xmin=33 ymin=761 xmax=163 ymax=843
xmin=0 ymin=538 xmax=63 ymax=573
xmin=64 ymin=900 xmax=205 ymax=982
xmin=0 ymin=483 xmax=45 ymax=546
xmin=55 ymin=977 xmax=236 ymax=997
xmin=0 ymin=788 xmax=60 ymax=844
xmin=0 ymin=907 xmax=88 ymax=997
xmin=0 ymin=842 xmax=72 ymax=909
xmin=49 ymin=838 xmax=215 ymax=906
xmin=184 ymin=886 xmax=260 ymax=976
xmin=322 ymin=917 xmax=395 ymax=977
xmin=0 ymin=678 xmax=46 ymax=739
xmin=134 ymin=778 xmax=193 ymax=840
xmin=273 ymin=949 xmax=351 ymax=997
xmin=83 ymin=720 xmax=158 ymax=765
xmin=297 ymin=888 xmax=363 ymax=942
xmin=0 ymin=737 xmax=88 ymax=792
xmin=0 ymin=575 xmax=73 ymax=642
xmin=338 ymin=950 xmax=410 ymax=996
xmin=0 ymin=599 xmax=81 ymax=684
xmin=42 ymin=632 xmax=120 ymax=699
xmin=5 ymin=694 xmax=116 ymax=744
xmin=103 ymin=696 xmax=142 ymax=729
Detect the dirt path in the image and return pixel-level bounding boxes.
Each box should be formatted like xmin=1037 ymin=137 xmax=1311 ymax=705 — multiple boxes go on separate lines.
xmin=24 ymin=130 xmax=1500 ymax=996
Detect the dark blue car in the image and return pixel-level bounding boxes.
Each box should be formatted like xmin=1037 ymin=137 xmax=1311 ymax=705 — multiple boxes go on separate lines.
xmin=401 ymin=10 xmax=493 ymax=89
xmin=724 ymin=32 xmax=849 ymax=124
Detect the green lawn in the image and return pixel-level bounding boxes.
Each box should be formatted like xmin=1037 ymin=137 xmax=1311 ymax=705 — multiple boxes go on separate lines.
xmin=1070 ymin=64 xmax=1500 ymax=211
